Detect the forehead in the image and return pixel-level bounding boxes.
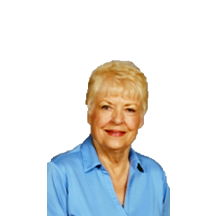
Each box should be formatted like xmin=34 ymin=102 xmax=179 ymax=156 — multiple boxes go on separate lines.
xmin=96 ymin=86 xmax=141 ymax=106
xmin=96 ymin=96 xmax=140 ymax=108
xmin=97 ymin=78 xmax=140 ymax=100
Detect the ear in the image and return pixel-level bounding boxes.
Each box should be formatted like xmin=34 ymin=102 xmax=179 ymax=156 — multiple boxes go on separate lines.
xmin=139 ymin=117 xmax=144 ymax=128
xmin=87 ymin=112 xmax=92 ymax=125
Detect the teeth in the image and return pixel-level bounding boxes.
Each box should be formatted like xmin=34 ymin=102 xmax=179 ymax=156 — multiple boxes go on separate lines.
xmin=107 ymin=131 xmax=124 ymax=134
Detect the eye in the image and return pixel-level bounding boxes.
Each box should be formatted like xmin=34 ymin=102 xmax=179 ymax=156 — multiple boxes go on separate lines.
xmin=126 ymin=108 xmax=135 ymax=113
xmin=102 ymin=105 xmax=110 ymax=110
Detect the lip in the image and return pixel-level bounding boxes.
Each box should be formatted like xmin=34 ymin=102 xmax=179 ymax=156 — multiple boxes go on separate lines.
xmin=105 ymin=130 xmax=126 ymax=137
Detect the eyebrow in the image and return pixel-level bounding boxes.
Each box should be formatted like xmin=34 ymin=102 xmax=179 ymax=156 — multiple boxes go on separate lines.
xmin=124 ymin=103 xmax=138 ymax=106
xmin=100 ymin=100 xmax=113 ymax=105
xmin=100 ymin=100 xmax=138 ymax=106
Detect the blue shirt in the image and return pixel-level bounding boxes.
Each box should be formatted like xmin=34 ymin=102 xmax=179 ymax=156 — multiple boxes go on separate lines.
xmin=47 ymin=135 xmax=170 ymax=216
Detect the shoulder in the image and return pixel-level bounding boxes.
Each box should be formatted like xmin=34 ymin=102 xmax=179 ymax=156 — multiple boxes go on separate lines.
xmin=48 ymin=144 xmax=82 ymax=171
xmin=135 ymin=151 xmax=169 ymax=190
xmin=136 ymin=151 xmax=165 ymax=176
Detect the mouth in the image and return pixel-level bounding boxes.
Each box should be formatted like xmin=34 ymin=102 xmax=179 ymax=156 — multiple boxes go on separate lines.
xmin=105 ymin=130 xmax=126 ymax=137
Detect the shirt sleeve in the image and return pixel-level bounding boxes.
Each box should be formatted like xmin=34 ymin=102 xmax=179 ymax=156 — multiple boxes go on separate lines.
xmin=162 ymin=173 xmax=170 ymax=216
xmin=47 ymin=162 xmax=68 ymax=216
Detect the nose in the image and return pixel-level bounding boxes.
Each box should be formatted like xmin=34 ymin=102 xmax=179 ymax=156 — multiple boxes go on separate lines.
xmin=111 ymin=109 xmax=124 ymax=124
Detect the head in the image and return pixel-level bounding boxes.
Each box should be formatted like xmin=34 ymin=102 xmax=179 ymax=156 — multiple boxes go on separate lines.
xmin=86 ymin=60 xmax=148 ymax=151
xmin=86 ymin=60 xmax=148 ymax=116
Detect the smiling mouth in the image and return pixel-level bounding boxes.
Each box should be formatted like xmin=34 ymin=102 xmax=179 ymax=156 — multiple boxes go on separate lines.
xmin=105 ymin=130 xmax=126 ymax=137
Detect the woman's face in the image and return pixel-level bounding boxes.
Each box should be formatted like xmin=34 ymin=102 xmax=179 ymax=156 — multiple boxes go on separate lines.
xmin=88 ymin=92 xmax=144 ymax=152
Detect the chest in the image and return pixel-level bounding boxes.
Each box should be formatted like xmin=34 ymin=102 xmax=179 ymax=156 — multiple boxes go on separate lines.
xmin=66 ymin=167 xmax=164 ymax=216
xmin=111 ymin=176 xmax=128 ymax=205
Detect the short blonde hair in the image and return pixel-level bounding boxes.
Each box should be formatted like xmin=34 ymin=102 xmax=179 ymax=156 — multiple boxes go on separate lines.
xmin=86 ymin=60 xmax=148 ymax=116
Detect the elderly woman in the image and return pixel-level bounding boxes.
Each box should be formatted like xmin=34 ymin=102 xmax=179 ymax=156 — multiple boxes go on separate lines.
xmin=47 ymin=61 xmax=170 ymax=216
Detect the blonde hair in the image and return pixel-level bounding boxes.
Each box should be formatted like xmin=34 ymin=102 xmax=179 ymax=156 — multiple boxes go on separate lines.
xmin=86 ymin=60 xmax=148 ymax=116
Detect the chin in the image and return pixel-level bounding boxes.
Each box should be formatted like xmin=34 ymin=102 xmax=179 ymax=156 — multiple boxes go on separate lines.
xmin=104 ymin=141 xmax=130 ymax=151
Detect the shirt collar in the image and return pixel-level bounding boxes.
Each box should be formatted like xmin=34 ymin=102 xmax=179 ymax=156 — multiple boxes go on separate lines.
xmin=81 ymin=135 xmax=102 ymax=173
xmin=81 ymin=134 xmax=144 ymax=173
xmin=129 ymin=148 xmax=145 ymax=172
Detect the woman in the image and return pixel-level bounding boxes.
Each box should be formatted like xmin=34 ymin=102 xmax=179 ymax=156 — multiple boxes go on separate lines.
xmin=47 ymin=60 xmax=170 ymax=216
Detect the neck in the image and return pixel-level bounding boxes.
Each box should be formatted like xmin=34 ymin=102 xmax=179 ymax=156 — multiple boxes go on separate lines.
xmin=92 ymin=140 xmax=130 ymax=175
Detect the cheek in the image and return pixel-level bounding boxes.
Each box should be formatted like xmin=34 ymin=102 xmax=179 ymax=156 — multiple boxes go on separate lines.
xmin=94 ymin=113 xmax=111 ymax=128
xmin=125 ymin=116 xmax=141 ymax=130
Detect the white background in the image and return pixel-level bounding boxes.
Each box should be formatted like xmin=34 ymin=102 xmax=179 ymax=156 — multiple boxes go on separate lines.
xmin=0 ymin=0 xmax=216 ymax=215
